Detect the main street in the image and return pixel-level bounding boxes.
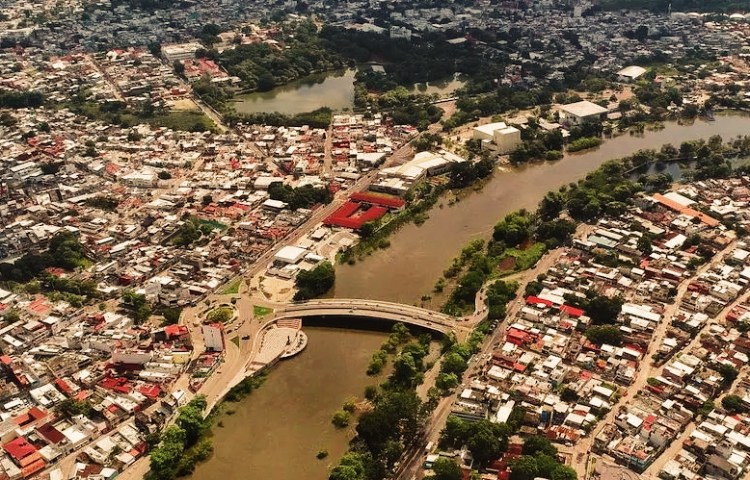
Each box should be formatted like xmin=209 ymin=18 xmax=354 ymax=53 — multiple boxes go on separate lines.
xmin=116 ymin=103 xmax=463 ymax=480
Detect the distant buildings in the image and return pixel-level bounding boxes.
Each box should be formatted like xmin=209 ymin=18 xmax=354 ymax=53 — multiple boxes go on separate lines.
xmin=559 ymin=101 xmax=609 ymax=127
xmin=472 ymin=122 xmax=522 ymax=154
xmin=617 ymin=65 xmax=647 ymax=82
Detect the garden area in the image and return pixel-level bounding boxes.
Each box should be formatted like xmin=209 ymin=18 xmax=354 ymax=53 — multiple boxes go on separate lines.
xmin=206 ymin=306 xmax=235 ymax=323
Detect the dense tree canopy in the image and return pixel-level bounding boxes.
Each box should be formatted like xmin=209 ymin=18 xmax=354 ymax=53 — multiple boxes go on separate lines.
xmin=440 ymin=416 xmax=511 ymax=467
xmin=722 ymin=395 xmax=748 ymax=414
xmin=522 ymin=436 xmax=559 ymax=457
xmin=294 ymin=261 xmax=336 ymax=300
xmin=584 ymin=294 xmax=624 ymax=325
xmin=0 ymin=89 xmax=45 ymax=108
xmin=493 ymin=211 xmax=533 ymax=247
xmin=0 ymin=232 xmax=90 ymax=283
xmin=584 ymin=325 xmax=623 ymax=346
xmin=268 ymin=183 xmax=333 ymax=210
xmin=428 ymin=458 xmax=463 ymax=480
xmin=218 ymin=21 xmax=345 ymax=92
xmin=148 ymin=396 xmax=211 ymax=480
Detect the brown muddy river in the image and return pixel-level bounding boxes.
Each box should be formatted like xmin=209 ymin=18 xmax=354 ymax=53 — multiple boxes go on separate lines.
xmin=193 ymin=113 xmax=750 ymax=480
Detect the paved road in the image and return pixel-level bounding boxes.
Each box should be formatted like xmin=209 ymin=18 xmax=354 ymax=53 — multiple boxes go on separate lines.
xmin=116 ymin=107 xmax=456 ymax=480
xmin=396 ymin=245 xmax=572 ymax=480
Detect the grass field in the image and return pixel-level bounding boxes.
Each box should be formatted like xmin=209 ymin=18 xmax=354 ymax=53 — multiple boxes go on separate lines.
xmin=253 ymin=305 xmax=274 ymax=318
xmin=222 ymin=279 xmax=241 ymax=295
xmin=496 ymin=242 xmax=547 ymax=275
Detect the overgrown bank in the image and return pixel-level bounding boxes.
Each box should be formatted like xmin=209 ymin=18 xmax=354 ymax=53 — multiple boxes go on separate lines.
xmin=328 ymin=133 xmax=750 ymax=479
xmin=147 ymin=374 xmax=266 ymax=480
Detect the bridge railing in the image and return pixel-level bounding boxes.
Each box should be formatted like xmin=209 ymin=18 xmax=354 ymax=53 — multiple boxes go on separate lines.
xmin=278 ymin=305 xmax=456 ymax=330
xmin=283 ymin=304 xmax=450 ymax=322
xmin=290 ymin=298 xmax=455 ymax=320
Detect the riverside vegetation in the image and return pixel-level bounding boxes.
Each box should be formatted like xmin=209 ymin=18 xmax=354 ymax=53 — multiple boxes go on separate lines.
xmin=324 ymin=133 xmax=750 ymax=478
xmin=147 ymin=375 xmax=267 ymax=480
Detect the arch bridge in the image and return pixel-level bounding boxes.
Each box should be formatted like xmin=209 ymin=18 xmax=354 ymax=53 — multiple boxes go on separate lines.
xmin=272 ymin=298 xmax=471 ymax=336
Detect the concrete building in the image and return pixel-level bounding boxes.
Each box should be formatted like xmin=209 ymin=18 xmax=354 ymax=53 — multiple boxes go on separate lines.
xmin=273 ymin=245 xmax=307 ymax=265
xmin=201 ymin=323 xmax=225 ymax=352
xmin=472 ymin=122 xmax=522 ymax=154
xmin=617 ymin=65 xmax=647 ymax=82
xmin=111 ymin=350 xmax=153 ymax=365
xmin=559 ymin=101 xmax=609 ymax=126
xmin=161 ymin=42 xmax=204 ymax=62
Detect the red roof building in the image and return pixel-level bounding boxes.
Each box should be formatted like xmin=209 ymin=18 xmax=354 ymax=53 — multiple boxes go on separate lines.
xmin=3 ymin=437 xmax=45 ymax=474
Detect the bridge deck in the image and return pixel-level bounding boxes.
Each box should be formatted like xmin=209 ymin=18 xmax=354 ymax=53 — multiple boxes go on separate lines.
xmin=275 ymin=298 xmax=462 ymax=334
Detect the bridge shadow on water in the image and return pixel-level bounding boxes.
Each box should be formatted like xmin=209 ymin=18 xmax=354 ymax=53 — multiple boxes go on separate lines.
xmin=299 ymin=315 xmax=446 ymax=337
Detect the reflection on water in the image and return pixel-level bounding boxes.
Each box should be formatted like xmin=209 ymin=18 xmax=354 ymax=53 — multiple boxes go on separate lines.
xmin=234 ymin=69 xmax=357 ymax=115
xmin=233 ymin=70 xmax=465 ymax=115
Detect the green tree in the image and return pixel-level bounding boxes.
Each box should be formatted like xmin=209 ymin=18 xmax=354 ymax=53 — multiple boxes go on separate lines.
xmin=538 ymin=192 xmax=564 ymax=221
xmin=466 ymin=420 xmax=509 ymax=467
xmin=391 ymin=352 xmax=421 ymax=388
xmin=122 ymin=289 xmax=152 ymax=324
xmin=509 ymin=455 xmax=540 ymax=480
xmin=585 ymin=294 xmax=624 ymax=325
xmin=148 ymin=426 xmax=187 ymax=480
xmin=332 ymin=410 xmax=350 ymax=428
xmin=522 ymin=436 xmax=558 ymax=457
xmin=722 ymin=395 xmax=747 ymax=413
xmin=176 ymin=395 xmax=208 ymax=447
xmin=57 ymin=398 xmax=93 ymax=418
xmin=436 ymin=372 xmax=459 ymax=391
xmin=294 ymin=262 xmax=336 ymax=300
xmin=329 ymin=452 xmax=369 ymax=480
xmin=493 ymin=211 xmax=532 ymax=247
xmin=717 ymin=363 xmax=739 ymax=385
xmin=429 ymin=458 xmax=463 ymax=480
xmin=551 ymin=465 xmax=578 ymax=480
xmin=637 ymin=235 xmax=653 ymax=255
xmin=441 ymin=415 xmax=469 ymax=447
xmin=441 ymin=352 xmax=468 ymax=376
xmin=584 ymin=325 xmax=623 ymax=346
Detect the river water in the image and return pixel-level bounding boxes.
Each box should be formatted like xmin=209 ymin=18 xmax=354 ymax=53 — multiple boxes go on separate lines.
xmin=191 ymin=328 xmax=386 ymax=480
xmin=331 ymin=114 xmax=750 ymax=304
xmin=194 ymin=114 xmax=750 ymax=480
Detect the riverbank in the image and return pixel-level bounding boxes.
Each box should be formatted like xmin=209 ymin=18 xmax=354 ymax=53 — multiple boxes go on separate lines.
xmin=187 ymin=116 xmax=750 ymax=480
xmin=331 ymin=113 xmax=750 ymax=303
xmin=190 ymin=328 xmax=389 ymax=480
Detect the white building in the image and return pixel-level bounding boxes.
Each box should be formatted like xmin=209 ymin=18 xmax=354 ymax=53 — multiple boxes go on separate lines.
xmin=274 ymin=246 xmax=307 ymax=264
xmin=121 ymin=170 xmax=157 ymax=188
xmin=472 ymin=122 xmax=522 ymax=154
xmin=112 ymin=350 xmax=153 ymax=365
xmin=559 ymin=101 xmax=608 ymax=126
xmin=617 ymin=65 xmax=647 ymax=82
xmin=253 ymin=176 xmax=283 ymax=190
xmin=161 ymin=42 xmax=204 ymax=62
xmin=201 ymin=323 xmax=225 ymax=352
